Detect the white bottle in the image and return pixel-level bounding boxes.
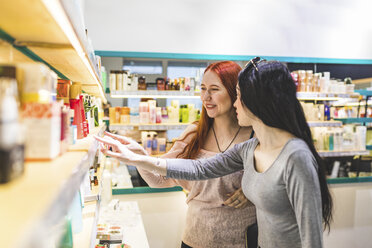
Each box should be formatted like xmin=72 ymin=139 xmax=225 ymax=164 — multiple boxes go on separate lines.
xmin=356 ymin=126 xmax=367 ymax=150
xmin=330 ymin=161 xmax=340 ymax=178
xmin=101 ymin=165 xmax=112 ymax=206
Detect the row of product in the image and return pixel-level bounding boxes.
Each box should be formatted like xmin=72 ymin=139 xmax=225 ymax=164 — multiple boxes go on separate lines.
xmin=301 ymin=102 xmax=328 ymax=121
xmin=0 ymin=63 xmax=103 ymax=184
xmin=301 ymin=102 xmax=369 ymax=121
xmin=109 ymin=70 xmax=197 ymax=92
xmin=312 ymin=125 xmax=366 ymax=151
xmin=109 ymin=100 xmax=200 ymax=124
xmin=96 ymin=199 xmax=134 ymax=248
xmin=141 ymin=131 xmax=167 ymax=155
xmin=291 ymin=70 xmax=355 ymax=94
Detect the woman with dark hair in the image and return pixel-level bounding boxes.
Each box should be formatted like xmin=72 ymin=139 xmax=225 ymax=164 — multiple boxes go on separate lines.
xmin=103 ymin=61 xmax=257 ymax=248
xmin=95 ymin=58 xmax=332 ymax=248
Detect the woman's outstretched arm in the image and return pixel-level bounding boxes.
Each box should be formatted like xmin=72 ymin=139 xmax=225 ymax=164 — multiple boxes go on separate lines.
xmin=94 ymin=135 xmax=247 ymax=180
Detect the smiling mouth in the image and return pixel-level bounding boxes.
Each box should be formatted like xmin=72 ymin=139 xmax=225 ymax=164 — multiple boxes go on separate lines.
xmin=205 ymin=104 xmax=216 ymax=109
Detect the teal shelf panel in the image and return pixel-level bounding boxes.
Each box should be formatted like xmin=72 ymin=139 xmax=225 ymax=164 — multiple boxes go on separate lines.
xmin=367 ymin=145 xmax=372 ymax=150
xmin=334 ymin=118 xmax=372 ymax=124
xmin=112 ymin=186 xmax=183 ymax=195
xmin=0 ymin=28 xmax=68 ymax=79
xmin=94 ymin=50 xmax=372 ymax=64
xmin=327 ymin=176 xmax=372 ymax=184
xmin=354 ymin=90 xmax=372 ymax=96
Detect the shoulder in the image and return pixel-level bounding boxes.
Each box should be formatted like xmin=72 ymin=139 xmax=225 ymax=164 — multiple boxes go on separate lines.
xmin=176 ymin=123 xmax=199 ymax=144
xmin=283 ymin=139 xmax=319 ymax=179
xmin=285 ymin=139 xmax=315 ymax=161
xmin=231 ymin=137 xmax=258 ymax=154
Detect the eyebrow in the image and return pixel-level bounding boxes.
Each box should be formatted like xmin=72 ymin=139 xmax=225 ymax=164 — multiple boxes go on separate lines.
xmin=201 ymin=84 xmax=221 ymax=87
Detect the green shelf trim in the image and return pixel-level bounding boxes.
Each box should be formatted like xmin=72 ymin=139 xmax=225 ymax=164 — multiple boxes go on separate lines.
xmin=366 ymin=145 xmax=372 ymax=150
xmin=354 ymin=90 xmax=372 ymax=96
xmin=0 ymin=28 xmax=68 ymax=80
xmin=94 ymin=50 xmax=372 ymax=64
xmin=327 ymin=176 xmax=372 ymax=184
xmin=112 ymin=186 xmax=183 ymax=195
xmin=334 ymin=118 xmax=372 ymax=124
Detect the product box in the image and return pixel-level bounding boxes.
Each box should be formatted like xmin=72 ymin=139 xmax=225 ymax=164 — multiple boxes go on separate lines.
xmin=16 ymin=62 xmax=57 ymax=104
xmin=96 ymin=224 xmax=123 ymax=245
xmin=22 ymin=102 xmax=61 ymax=160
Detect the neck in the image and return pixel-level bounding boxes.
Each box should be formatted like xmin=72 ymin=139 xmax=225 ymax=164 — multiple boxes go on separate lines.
xmin=252 ymin=120 xmax=294 ymax=150
xmin=213 ymin=112 xmax=240 ymax=135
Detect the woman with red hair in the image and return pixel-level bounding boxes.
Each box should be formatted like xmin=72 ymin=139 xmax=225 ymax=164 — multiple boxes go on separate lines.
xmin=103 ymin=61 xmax=257 ymax=247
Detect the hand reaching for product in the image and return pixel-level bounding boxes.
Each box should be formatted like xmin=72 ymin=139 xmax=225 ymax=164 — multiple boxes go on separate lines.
xmin=94 ymin=134 xmax=167 ymax=176
xmin=94 ymin=135 xmax=139 ymax=165
xmin=223 ymin=188 xmax=249 ymax=209
xmin=103 ymin=131 xmax=148 ymax=155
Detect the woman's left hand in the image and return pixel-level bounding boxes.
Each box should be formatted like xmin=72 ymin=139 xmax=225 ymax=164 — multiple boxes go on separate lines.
xmin=223 ymin=188 xmax=249 ymax=209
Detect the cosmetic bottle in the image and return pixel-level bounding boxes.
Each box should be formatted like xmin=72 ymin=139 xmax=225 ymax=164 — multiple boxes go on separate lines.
xmin=145 ymin=134 xmax=152 ymax=155
xmin=0 ymin=66 xmax=25 ymax=183
xmin=152 ymin=134 xmax=158 ymax=155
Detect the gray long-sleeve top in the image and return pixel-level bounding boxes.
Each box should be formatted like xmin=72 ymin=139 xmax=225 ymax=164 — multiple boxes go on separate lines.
xmin=166 ymin=138 xmax=323 ymax=248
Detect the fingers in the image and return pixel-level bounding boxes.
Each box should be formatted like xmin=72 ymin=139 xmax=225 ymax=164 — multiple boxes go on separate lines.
xmin=104 ymin=150 xmax=121 ymax=158
xmin=234 ymin=199 xmax=248 ymax=209
xmin=223 ymin=188 xmax=247 ymax=208
xmin=104 ymin=131 xmax=131 ymax=145
xmin=224 ymin=197 xmax=248 ymax=208
xmin=94 ymin=135 xmax=120 ymax=146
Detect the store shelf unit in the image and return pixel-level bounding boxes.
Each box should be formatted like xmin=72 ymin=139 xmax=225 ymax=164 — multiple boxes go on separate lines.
xmin=318 ymin=150 xmax=369 ymax=157
xmin=111 ymin=90 xmax=201 ymax=99
xmin=0 ymin=124 xmax=106 ymax=248
xmin=0 ymin=0 xmax=106 ymax=103
xmin=110 ymin=123 xmax=190 ymax=131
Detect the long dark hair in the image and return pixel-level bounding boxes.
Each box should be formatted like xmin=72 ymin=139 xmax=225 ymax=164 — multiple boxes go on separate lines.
xmin=238 ymin=59 xmax=332 ymax=231
xmin=177 ymin=61 xmax=242 ymax=159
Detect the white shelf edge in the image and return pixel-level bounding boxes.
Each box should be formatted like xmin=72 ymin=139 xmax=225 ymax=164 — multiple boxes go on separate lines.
xmin=297 ymin=92 xmax=359 ymax=100
xmin=111 ymin=90 xmax=200 ymax=99
xmin=318 ymin=150 xmax=369 ymax=157
xmin=110 ymin=123 xmax=189 ymax=130
xmin=307 ymin=121 xmax=343 ymax=127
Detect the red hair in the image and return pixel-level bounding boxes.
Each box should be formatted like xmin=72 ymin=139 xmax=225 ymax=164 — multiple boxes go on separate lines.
xmin=177 ymin=61 xmax=242 ymax=159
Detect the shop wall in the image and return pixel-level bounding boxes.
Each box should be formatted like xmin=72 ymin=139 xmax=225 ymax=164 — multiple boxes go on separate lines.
xmin=85 ymin=0 xmax=372 ymax=60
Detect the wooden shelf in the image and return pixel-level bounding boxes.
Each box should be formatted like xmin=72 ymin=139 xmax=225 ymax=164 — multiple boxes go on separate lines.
xmin=110 ymin=123 xmax=190 ymax=131
xmin=0 ymin=0 xmax=106 ymax=102
xmin=0 ymin=125 xmax=106 ymax=247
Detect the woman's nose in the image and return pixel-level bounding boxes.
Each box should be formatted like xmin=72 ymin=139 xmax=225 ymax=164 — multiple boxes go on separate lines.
xmin=201 ymin=91 xmax=211 ymax=100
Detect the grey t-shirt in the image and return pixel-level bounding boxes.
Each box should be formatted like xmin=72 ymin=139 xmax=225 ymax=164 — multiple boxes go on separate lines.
xmin=166 ymin=138 xmax=323 ymax=248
